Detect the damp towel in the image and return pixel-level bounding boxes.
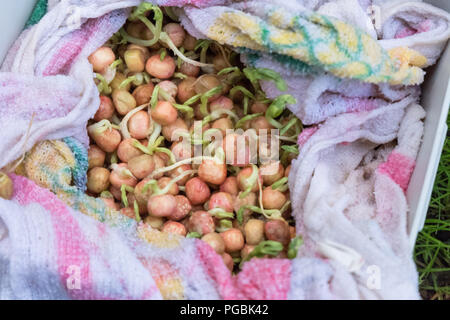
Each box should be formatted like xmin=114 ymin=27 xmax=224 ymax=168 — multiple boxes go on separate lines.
xmin=289 ymin=99 xmax=425 ymax=299
xmin=238 ymin=0 xmax=450 ymax=125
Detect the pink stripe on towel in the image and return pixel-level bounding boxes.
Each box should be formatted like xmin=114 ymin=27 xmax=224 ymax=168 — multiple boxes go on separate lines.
xmin=395 ymin=26 xmax=417 ymax=39
xmin=11 ymin=175 xmax=96 ymax=299
xmin=196 ymin=240 xmax=239 ymax=299
xmin=196 ymin=240 xmax=292 ymax=300
xmin=43 ymin=17 xmax=102 ymax=76
xmin=377 ymin=151 xmax=415 ymax=191
xmin=236 ymin=259 xmax=291 ymax=300
xmin=298 ymin=127 xmax=318 ymax=149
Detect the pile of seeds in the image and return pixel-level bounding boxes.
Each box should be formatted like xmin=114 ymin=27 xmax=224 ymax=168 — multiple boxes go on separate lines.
xmin=87 ymin=3 xmax=303 ymax=272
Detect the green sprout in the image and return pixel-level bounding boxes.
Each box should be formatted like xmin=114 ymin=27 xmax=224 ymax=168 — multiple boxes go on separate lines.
xmin=240 ymin=240 xmax=284 ymax=268
xmin=243 ymin=67 xmax=288 ymax=92
xmin=186 ymin=232 xmax=202 ymax=239
xmin=287 ymin=236 xmax=303 ymax=259
xmin=265 ymin=94 xmax=297 ymax=129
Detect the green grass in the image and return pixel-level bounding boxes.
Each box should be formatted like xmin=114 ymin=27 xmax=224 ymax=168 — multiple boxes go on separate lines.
xmin=414 ymin=115 xmax=450 ymax=300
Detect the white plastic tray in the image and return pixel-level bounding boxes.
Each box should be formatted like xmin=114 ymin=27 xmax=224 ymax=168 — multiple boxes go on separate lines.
xmin=408 ymin=0 xmax=450 ymax=249
xmin=0 ymin=0 xmax=448 ymax=251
